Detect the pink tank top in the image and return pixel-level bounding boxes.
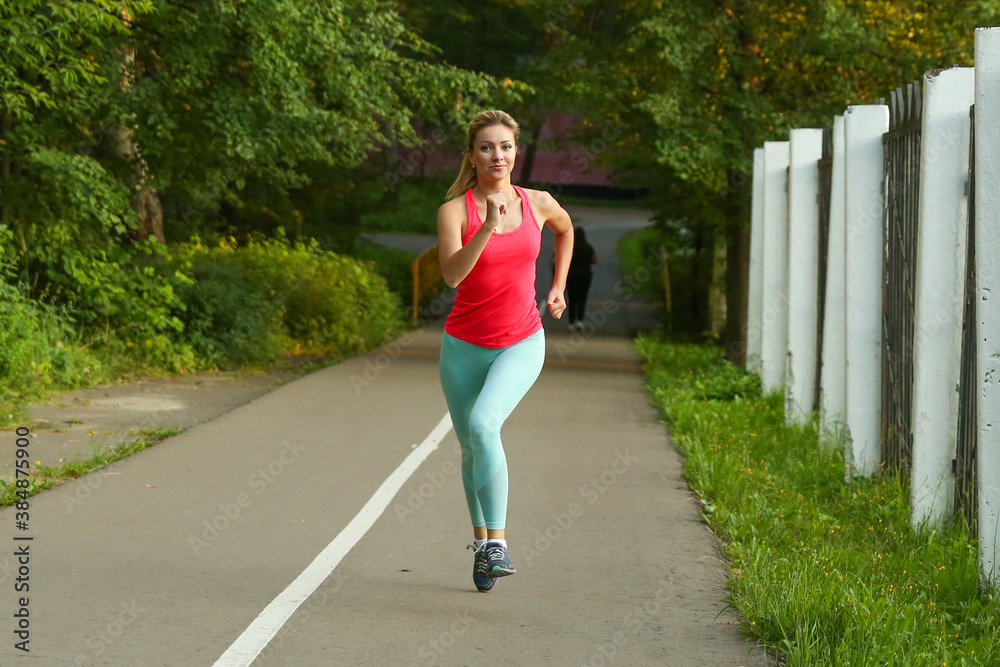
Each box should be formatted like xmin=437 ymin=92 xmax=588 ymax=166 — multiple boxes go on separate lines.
xmin=444 ymin=186 xmax=543 ymax=348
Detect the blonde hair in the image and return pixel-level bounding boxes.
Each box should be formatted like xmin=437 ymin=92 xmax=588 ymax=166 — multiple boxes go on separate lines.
xmin=446 ymin=110 xmax=521 ymax=200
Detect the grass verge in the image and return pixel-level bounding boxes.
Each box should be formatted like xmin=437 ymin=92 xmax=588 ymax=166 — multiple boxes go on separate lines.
xmin=636 ymin=333 xmax=1000 ymax=666
xmin=0 ymin=427 xmax=181 ymax=508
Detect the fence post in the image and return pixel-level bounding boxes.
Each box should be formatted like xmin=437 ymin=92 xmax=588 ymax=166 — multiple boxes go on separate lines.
xmin=786 ymin=129 xmax=825 ymax=424
xmin=910 ymin=67 xmax=976 ymax=529
xmin=975 ymin=27 xmax=1000 ymax=590
xmin=844 ymin=104 xmax=890 ymax=478
xmin=821 ymin=116 xmax=848 ymax=444
xmin=760 ymin=141 xmax=791 ymax=393
xmin=747 ymin=148 xmax=766 ymax=375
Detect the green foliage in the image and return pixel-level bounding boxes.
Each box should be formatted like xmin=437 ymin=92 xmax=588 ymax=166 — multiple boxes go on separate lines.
xmin=617 ymin=226 xmax=671 ymax=301
xmin=0 ymin=0 xmax=504 ymax=386
xmin=618 ymin=224 xmax=718 ymax=334
xmin=1 ymin=1 xmax=155 ymax=303
xmin=0 ymin=281 xmax=104 ymax=403
xmin=6 ymin=149 xmax=193 ymax=371
xmin=128 ymin=0 xmax=525 ymax=239
xmin=172 ymin=257 xmax=289 ymax=367
xmin=637 ymin=335 xmax=1000 ymax=665
xmin=345 ymin=240 xmax=418 ymax=306
xmin=358 ymin=175 xmax=450 ymax=236
xmin=173 ymin=235 xmax=404 ymax=362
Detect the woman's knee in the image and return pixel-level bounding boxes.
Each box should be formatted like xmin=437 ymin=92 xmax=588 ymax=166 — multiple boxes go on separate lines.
xmin=468 ymin=407 xmax=503 ymax=447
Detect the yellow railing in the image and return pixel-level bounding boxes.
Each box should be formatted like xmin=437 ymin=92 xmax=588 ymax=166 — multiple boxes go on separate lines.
xmin=412 ymin=244 xmax=444 ymax=323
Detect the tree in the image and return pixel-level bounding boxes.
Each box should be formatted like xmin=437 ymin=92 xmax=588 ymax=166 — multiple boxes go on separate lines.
xmin=515 ymin=0 xmax=998 ymax=358
xmin=0 ymin=0 xmax=523 ymax=343
xmin=126 ymin=0 xmax=524 ymax=239
xmin=0 ymin=0 xmax=153 ymax=291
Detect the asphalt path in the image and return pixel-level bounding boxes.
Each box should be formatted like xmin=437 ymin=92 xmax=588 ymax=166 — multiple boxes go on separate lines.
xmin=0 ymin=206 xmax=769 ymax=666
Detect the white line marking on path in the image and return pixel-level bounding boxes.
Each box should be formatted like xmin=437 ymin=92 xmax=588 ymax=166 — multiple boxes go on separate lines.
xmin=212 ymin=412 xmax=454 ymax=667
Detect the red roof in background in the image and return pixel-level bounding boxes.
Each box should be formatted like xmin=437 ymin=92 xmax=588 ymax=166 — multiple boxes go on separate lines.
xmin=510 ymin=113 xmax=613 ymax=187
xmin=411 ymin=113 xmax=613 ymax=188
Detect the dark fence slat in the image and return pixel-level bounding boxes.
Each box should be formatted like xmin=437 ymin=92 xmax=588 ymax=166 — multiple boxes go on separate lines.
xmin=881 ymin=79 xmax=922 ymax=473
xmin=956 ymin=104 xmax=978 ymax=528
xmin=814 ymin=129 xmax=834 ymax=414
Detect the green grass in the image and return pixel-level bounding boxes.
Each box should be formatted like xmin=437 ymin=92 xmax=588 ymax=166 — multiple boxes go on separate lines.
xmin=0 ymin=427 xmax=181 ymax=508
xmin=636 ymin=334 xmax=1000 ymax=666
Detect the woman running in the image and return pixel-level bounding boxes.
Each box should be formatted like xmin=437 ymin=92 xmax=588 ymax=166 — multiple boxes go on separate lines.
xmin=437 ymin=110 xmax=573 ymax=592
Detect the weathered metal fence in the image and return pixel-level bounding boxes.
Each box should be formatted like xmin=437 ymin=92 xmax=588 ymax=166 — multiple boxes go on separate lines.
xmin=814 ymin=130 xmax=834 ymax=414
xmin=880 ymin=82 xmax=923 ymax=473
xmin=955 ymin=104 xmax=978 ymax=527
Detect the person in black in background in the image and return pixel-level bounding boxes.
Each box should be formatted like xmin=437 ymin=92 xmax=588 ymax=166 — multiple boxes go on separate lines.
xmin=566 ymin=225 xmax=597 ymax=332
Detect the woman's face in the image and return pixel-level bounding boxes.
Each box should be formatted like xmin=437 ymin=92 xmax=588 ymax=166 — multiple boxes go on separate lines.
xmin=470 ymin=124 xmax=517 ymax=182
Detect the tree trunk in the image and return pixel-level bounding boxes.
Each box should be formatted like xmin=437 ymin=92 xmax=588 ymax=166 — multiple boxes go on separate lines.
xmin=132 ymin=178 xmax=164 ymax=242
xmin=109 ymin=125 xmax=165 ymax=243
xmin=382 ymin=120 xmax=401 ymax=204
xmin=709 ymin=232 xmax=727 ymax=336
xmin=692 ymin=227 xmax=712 ymax=333
xmin=517 ymin=122 xmax=543 ymax=186
xmin=722 ymin=169 xmax=750 ymax=367
xmin=116 ymin=11 xmax=165 ymax=243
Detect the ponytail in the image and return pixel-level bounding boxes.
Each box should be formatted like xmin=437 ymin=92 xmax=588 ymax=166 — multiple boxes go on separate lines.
xmin=446 ymin=155 xmax=478 ymax=201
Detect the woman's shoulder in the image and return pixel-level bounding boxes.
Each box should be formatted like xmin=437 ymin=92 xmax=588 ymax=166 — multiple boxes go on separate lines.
xmin=519 ymin=187 xmax=560 ymax=213
xmin=438 ymin=192 xmax=468 ymax=218
xmin=518 ymin=186 xmax=555 ymax=205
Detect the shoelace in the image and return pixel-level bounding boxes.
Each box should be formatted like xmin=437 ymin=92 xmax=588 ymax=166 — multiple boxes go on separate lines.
xmin=484 ymin=543 xmax=509 ymax=564
xmin=467 ymin=543 xmax=490 ymax=574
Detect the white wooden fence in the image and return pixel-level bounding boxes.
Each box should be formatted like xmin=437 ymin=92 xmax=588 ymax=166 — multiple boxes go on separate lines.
xmin=746 ymin=26 xmax=1000 ymax=591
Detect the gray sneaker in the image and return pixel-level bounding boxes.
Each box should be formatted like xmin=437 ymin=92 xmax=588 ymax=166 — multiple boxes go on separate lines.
xmin=483 ymin=541 xmax=516 ymax=578
xmin=467 ymin=543 xmax=496 ymax=592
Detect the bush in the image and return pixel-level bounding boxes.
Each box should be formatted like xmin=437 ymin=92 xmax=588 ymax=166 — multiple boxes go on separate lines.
xmin=172 ymin=235 xmax=404 ymax=362
xmin=358 ymin=176 xmax=449 ymax=236
xmin=344 ymin=238 xmax=417 ymax=304
xmin=173 ymin=259 xmax=289 ymax=367
xmin=0 ymin=281 xmax=104 ymax=407
xmin=0 ymin=150 xmax=196 ymax=373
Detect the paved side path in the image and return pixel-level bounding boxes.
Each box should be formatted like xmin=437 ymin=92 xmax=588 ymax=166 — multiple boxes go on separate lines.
xmin=0 ymin=325 xmax=767 ymax=666
xmin=0 ymin=206 xmax=768 ymax=666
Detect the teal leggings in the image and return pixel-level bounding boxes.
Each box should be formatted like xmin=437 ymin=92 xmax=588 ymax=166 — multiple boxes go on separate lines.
xmin=439 ymin=329 xmax=545 ymax=530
